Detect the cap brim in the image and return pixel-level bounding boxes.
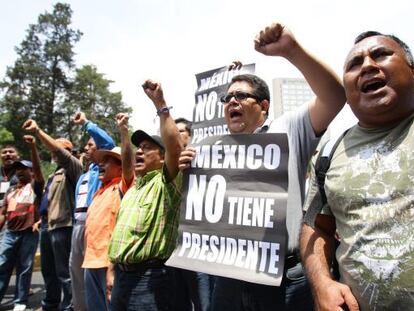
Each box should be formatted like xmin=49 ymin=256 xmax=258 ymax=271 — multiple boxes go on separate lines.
xmin=93 ymin=150 xmax=121 ymax=163
xmin=12 ymin=160 xmax=32 ymax=169
xmin=131 ymin=130 xmax=164 ymax=150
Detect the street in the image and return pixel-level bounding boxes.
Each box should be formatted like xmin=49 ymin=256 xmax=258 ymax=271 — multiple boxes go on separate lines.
xmin=0 ymin=271 xmax=44 ymax=311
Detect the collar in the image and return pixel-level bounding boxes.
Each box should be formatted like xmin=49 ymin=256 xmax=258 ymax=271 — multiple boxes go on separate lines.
xmin=94 ymin=177 xmax=122 ymax=197
xmin=254 ymin=117 xmax=271 ymax=133
xmin=136 ymin=169 xmax=161 ymax=188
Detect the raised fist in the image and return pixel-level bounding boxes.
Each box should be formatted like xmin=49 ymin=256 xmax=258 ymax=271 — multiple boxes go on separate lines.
xmin=254 ymin=23 xmax=298 ymax=58
xmin=22 ymin=119 xmax=39 ymax=134
xmin=73 ymin=112 xmax=87 ymax=125
xmin=116 ymin=113 xmax=129 ymax=132
xmin=142 ymin=79 xmax=166 ymax=109
xmin=23 ymin=135 xmax=36 ymax=145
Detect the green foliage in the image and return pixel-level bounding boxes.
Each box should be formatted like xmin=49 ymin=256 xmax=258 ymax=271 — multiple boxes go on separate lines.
xmin=0 ymin=2 xmax=81 ymax=157
xmin=0 ymin=2 xmax=131 ymax=159
xmin=0 ymin=128 xmax=14 ymax=144
xmin=0 ymin=113 xmax=14 ymax=144
xmin=40 ymin=160 xmax=57 ymax=179
xmin=63 ymin=65 xmax=132 ymax=147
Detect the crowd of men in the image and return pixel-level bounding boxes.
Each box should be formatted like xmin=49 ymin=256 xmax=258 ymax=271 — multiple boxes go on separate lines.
xmin=0 ymin=21 xmax=412 ymax=311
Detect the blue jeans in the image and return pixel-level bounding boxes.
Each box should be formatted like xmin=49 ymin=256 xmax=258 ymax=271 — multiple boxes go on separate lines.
xmin=40 ymin=221 xmax=73 ymax=311
xmin=110 ymin=265 xmax=176 ymax=311
xmin=84 ymin=268 xmax=109 ymax=311
xmin=0 ymin=228 xmax=39 ymax=305
xmin=69 ymin=222 xmax=86 ymax=311
xmin=174 ymin=269 xmax=214 ymax=311
xmin=211 ymin=262 xmax=314 ymax=311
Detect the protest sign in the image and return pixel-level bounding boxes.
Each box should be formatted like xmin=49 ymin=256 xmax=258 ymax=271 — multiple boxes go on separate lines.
xmin=191 ymin=64 xmax=255 ymax=144
xmin=167 ymin=133 xmax=288 ymax=286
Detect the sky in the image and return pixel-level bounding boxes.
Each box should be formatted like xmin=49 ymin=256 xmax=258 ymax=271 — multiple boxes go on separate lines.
xmin=1 ymin=0 xmax=412 ymax=138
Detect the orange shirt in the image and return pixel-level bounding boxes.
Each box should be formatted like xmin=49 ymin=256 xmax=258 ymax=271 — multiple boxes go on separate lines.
xmin=82 ymin=176 xmax=131 ymax=269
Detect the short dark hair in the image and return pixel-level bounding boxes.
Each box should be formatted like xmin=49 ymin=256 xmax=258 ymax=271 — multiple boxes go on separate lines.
xmin=229 ymin=74 xmax=270 ymax=102
xmin=175 ymin=118 xmax=192 ymax=135
xmin=354 ymin=31 xmax=414 ymax=67
xmin=227 ymin=74 xmax=270 ymax=115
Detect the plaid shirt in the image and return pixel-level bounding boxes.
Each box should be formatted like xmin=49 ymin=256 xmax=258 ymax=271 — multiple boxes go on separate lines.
xmin=108 ymin=168 xmax=182 ymax=264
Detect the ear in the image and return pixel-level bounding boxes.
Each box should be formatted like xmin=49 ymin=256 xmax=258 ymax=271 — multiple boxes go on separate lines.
xmin=260 ymin=99 xmax=270 ymax=115
xmin=159 ymin=152 xmax=165 ymax=164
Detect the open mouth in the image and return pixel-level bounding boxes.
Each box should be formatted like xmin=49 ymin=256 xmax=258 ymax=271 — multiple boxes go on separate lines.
xmin=98 ymin=166 xmax=105 ymax=175
xmin=135 ymin=157 xmax=144 ymax=165
xmin=361 ymin=79 xmax=386 ymax=93
xmin=229 ymin=107 xmax=243 ymax=119
xmin=3 ymin=157 xmax=14 ymax=164
xmin=230 ymin=111 xmax=242 ymax=118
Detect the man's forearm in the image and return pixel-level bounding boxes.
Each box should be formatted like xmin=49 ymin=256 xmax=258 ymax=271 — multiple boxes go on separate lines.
xmin=300 ymin=223 xmax=336 ymax=290
xmin=287 ymin=44 xmax=345 ymax=135
xmin=35 ymin=128 xmax=60 ymax=152
xmin=159 ymin=111 xmax=183 ymax=179
xmin=120 ymin=129 xmax=134 ymax=184
xmin=30 ymin=144 xmax=44 ymax=184
xmin=0 ymin=214 xmax=5 ymax=230
xmin=287 ymin=44 xmax=345 ymax=112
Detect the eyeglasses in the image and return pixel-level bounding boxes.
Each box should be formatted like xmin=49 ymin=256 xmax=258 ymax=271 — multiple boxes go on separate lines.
xmin=220 ymin=91 xmax=262 ymax=104
xmin=137 ymin=142 xmax=158 ymax=153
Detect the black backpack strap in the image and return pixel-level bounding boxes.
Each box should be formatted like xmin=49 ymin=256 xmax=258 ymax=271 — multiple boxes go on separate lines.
xmin=316 ymin=129 xmax=349 ymax=206
xmin=303 ymin=129 xmax=350 ymax=228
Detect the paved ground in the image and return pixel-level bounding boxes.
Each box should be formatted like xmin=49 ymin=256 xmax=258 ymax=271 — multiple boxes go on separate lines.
xmin=0 ymin=271 xmax=44 ymax=311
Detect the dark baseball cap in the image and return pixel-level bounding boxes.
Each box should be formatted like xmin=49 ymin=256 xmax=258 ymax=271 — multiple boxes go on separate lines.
xmin=131 ymin=130 xmax=165 ymax=151
xmin=12 ymin=160 xmax=33 ymax=169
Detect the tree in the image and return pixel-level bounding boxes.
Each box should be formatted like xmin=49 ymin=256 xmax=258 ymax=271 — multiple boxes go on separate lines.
xmin=0 ymin=2 xmax=82 ymax=156
xmin=63 ymin=65 xmax=132 ymax=146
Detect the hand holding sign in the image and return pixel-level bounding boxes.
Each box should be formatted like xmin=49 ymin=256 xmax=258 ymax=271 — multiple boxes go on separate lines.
xmin=228 ymin=61 xmax=243 ymax=71
xmin=254 ymin=23 xmax=298 ymax=59
xmin=142 ymin=79 xmax=166 ymax=110
xmin=178 ymin=147 xmax=196 ymax=171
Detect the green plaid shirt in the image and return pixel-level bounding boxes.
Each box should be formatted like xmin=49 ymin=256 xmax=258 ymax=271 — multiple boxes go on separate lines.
xmin=108 ymin=168 xmax=182 ymax=264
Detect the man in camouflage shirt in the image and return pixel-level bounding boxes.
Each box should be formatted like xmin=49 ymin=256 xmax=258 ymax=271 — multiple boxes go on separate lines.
xmin=300 ymin=32 xmax=414 ymax=311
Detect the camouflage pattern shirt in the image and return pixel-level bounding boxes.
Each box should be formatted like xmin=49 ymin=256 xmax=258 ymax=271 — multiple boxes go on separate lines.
xmin=305 ymin=113 xmax=414 ymax=310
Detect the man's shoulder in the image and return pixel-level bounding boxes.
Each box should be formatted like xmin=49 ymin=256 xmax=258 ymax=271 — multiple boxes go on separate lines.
xmin=266 ymin=104 xmax=310 ymax=133
xmin=5 ymin=184 xmax=18 ymax=196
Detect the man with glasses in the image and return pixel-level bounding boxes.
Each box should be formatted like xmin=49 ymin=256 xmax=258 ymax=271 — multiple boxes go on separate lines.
xmin=179 ymin=22 xmax=346 ymax=310
xmin=108 ymin=80 xmax=183 ymax=310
